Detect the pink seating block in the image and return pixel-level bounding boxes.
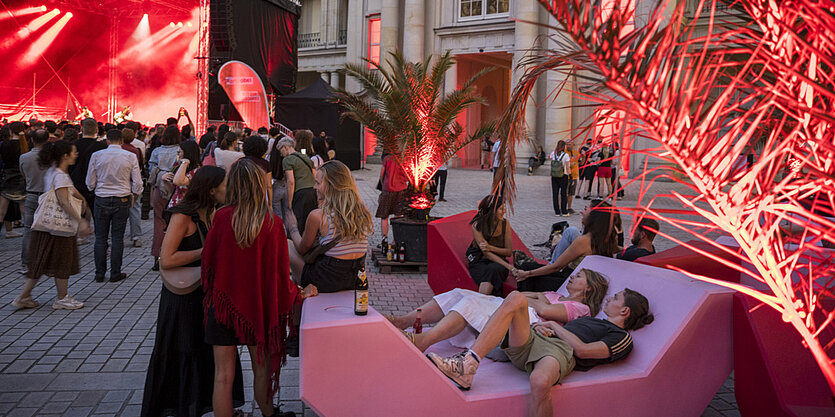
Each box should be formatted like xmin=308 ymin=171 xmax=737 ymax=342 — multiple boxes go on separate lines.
xmin=300 ymin=256 xmax=734 ymax=417
xmin=636 ymin=239 xmax=743 ymax=283
xmin=427 ymin=211 xmax=545 ymax=297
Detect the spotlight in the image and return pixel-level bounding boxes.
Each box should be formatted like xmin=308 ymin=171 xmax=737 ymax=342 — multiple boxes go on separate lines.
xmin=177 ymin=22 xmax=183 ymax=27
xmin=186 ymin=22 xmax=193 ymax=27
xmin=53 ymin=8 xmax=59 ymax=14
xmin=143 ymin=13 xmax=148 ymax=18
xmin=67 ymin=12 xmax=73 ymax=18
xmin=40 ymin=5 xmax=47 ymax=12
xmin=169 ymin=22 xmax=175 ymax=27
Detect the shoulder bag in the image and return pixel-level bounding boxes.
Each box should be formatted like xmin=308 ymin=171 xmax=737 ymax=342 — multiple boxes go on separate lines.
xmin=31 ymin=183 xmax=82 ymax=237
xmin=160 ymin=221 xmax=205 ymax=295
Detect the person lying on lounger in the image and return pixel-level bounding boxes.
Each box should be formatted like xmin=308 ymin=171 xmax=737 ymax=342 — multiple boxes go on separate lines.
xmin=427 ymin=288 xmax=654 ymax=417
xmin=386 ymin=269 xmax=608 ymax=352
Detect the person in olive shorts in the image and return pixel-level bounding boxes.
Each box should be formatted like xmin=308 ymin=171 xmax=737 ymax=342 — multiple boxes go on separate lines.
xmin=428 ymin=288 xmax=654 ymax=417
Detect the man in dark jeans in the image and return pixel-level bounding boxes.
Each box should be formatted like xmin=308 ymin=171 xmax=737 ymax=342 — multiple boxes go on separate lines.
xmin=86 ymin=129 xmax=143 ymax=283
xmin=69 ymin=118 xmax=107 ymax=223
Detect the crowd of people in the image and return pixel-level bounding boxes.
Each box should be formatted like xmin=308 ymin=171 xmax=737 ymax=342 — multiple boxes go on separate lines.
xmin=2 ymin=114 xmax=659 ymax=417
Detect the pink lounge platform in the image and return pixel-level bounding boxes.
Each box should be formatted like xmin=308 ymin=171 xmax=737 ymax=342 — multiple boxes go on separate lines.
xmin=300 ymin=256 xmax=734 ymax=417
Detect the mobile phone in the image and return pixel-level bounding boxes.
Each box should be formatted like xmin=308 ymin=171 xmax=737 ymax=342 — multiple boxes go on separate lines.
xmin=301 ymin=149 xmax=306 ymax=155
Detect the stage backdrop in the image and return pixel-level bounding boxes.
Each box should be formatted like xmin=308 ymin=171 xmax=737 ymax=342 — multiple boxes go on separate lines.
xmin=208 ymin=0 xmax=299 ymax=124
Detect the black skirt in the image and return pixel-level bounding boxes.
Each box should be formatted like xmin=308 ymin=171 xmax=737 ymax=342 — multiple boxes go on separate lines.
xmin=141 ymin=286 xmax=245 ymax=417
xmin=301 ymin=255 xmax=365 ymax=293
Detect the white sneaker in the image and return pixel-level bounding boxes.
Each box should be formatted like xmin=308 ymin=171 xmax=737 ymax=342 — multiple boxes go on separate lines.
xmin=427 ymin=351 xmax=479 ymax=390
xmin=5 ymin=230 xmax=22 ymax=238
xmin=53 ymin=295 xmax=84 ymax=310
xmin=11 ymin=296 xmax=39 ymax=309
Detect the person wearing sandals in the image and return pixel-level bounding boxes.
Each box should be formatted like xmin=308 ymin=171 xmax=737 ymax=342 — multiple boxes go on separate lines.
xmin=12 ymin=140 xmax=92 ymax=310
xmin=202 ymin=159 xmax=298 ymax=417
xmin=287 ymin=160 xmax=373 ymax=298
xmin=388 ymin=269 xmax=608 ymax=352
xmin=141 ymin=166 xmax=246 ymax=417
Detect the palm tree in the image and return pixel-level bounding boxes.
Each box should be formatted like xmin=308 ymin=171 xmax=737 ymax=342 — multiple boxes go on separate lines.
xmin=334 ymin=50 xmax=494 ymax=218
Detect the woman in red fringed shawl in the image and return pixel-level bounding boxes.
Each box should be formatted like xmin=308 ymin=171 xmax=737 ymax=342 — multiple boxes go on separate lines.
xmin=202 ymin=159 xmax=299 ymax=417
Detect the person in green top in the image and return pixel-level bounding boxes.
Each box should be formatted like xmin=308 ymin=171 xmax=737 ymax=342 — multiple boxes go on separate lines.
xmin=277 ymin=136 xmax=318 ymax=234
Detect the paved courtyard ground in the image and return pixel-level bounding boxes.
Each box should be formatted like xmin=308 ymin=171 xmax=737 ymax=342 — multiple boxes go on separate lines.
xmin=0 ymin=164 xmax=739 ymax=417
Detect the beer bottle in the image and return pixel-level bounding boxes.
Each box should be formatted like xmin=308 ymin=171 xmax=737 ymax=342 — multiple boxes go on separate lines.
xmin=398 ymin=242 xmax=406 ymax=263
xmin=386 ymin=244 xmax=394 ymax=261
xmin=354 ymin=267 xmax=368 ymax=316
xmin=381 ymin=236 xmax=388 ymax=257
xmin=413 ymin=308 xmax=423 ymax=334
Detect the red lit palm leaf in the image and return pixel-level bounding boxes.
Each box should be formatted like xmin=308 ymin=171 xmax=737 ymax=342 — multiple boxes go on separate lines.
xmin=498 ymin=0 xmax=835 ymax=392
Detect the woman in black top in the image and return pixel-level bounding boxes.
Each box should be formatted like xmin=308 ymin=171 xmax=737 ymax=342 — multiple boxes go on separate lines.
xmin=467 ymin=194 xmax=515 ymax=296
xmin=141 ymin=166 xmax=245 ymax=417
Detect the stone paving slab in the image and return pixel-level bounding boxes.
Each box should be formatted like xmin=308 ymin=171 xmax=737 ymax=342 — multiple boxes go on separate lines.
xmin=0 ymin=164 xmax=736 ymax=416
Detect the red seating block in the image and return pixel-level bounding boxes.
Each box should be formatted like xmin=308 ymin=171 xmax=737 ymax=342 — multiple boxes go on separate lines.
xmin=733 ymin=292 xmax=835 ymax=417
xmin=636 ymin=239 xmax=742 ymax=283
xmin=427 ymin=211 xmax=544 ymax=297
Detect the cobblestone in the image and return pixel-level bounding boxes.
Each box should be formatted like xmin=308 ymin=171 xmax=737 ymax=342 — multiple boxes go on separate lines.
xmin=0 ymin=164 xmax=736 ymax=416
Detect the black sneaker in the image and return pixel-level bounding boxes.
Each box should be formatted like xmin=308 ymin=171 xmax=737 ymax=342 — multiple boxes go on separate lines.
xmin=152 ymin=258 xmax=159 ymax=271
xmin=567 ymin=209 xmax=576 ymax=214
xmin=94 ymin=275 xmax=105 ymax=283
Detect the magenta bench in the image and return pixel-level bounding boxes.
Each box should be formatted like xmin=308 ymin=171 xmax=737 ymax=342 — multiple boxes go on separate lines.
xmin=300 ymin=256 xmax=734 ymax=416
xmin=427 ymin=211 xmax=546 ymax=297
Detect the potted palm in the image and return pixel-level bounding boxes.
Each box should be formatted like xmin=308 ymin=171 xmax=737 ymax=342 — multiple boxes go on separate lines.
xmin=334 ymin=50 xmax=494 ymax=261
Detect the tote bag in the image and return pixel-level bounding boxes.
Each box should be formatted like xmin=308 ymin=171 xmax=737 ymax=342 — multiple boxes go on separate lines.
xmin=31 ymin=186 xmax=82 ymax=237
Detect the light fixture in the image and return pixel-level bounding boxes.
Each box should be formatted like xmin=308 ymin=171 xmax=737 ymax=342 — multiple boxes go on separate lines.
xmin=40 ymin=5 xmax=47 ymax=12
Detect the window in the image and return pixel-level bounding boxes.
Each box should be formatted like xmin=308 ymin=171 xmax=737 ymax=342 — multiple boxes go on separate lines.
xmin=460 ymin=0 xmax=509 ymax=20
xmin=367 ymin=17 xmax=381 ymax=67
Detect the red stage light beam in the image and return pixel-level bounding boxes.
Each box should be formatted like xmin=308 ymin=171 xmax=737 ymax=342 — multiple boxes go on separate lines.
xmin=118 ymin=24 xmax=178 ymax=62
xmin=21 ymin=11 xmax=73 ymax=65
xmin=0 ymin=5 xmax=49 ymax=22
xmin=1 ymin=8 xmax=60 ymax=49
xmin=127 ymin=13 xmax=150 ymax=42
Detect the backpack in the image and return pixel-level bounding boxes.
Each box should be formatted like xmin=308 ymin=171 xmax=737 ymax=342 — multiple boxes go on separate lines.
xmin=550 ymin=153 xmax=566 ymax=178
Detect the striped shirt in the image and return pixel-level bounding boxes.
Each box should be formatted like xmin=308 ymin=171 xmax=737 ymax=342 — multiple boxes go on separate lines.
xmin=562 ymin=317 xmax=633 ymax=371
xmin=320 ymin=214 xmax=368 ymax=258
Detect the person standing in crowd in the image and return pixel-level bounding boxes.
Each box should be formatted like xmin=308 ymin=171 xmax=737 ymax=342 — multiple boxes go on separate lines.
xmin=491 ymin=136 xmax=502 ymax=180
xmin=202 ymin=159 xmax=298 ymax=417
xmin=87 ymin=129 xmax=143 ymax=283
xmin=325 ymin=136 xmax=336 ymax=160
xmin=12 ymin=140 xmax=91 ymax=310
xmin=198 ymin=125 xmax=217 ymax=151
xmin=279 ymin=136 xmax=317 ymax=234
xmin=480 ymin=134 xmax=494 ymax=170
xmin=286 ymin=160 xmax=373 ymax=297
xmin=269 ymin=137 xmax=290 ymax=221
xmin=549 ymin=141 xmax=571 ymax=217
xmin=141 ymin=166 xmax=246 ymax=417
xmin=617 ymin=218 xmax=659 ymax=261
xmin=166 ymin=140 xmax=202 ymax=210
xmin=376 ymin=152 xmax=407 ymax=243
xmin=310 ymin=136 xmax=329 ymax=170
xmin=242 ymin=135 xmax=270 ymax=174
xmin=213 ymin=132 xmax=244 ymax=171
xmin=19 ymin=129 xmax=49 ymax=274
xmin=566 ymin=141 xmax=580 ymax=214
xmin=466 ymin=194 xmax=515 ymax=296
xmin=62 ymin=127 xmax=78 ymax=143
xmin=434 ymin=161 xmax=448 ymax=202
xmin=266 ymin=127 xmax=281 ymax=158
xmin=596 ymin=143 xmax=614 ymax=198
xmin=128 ymin=122 xmax=146 ymax=160
xmin=149 ymin=125 xmax=181 ymax=271
xmin=578 ymin=140 xmax=599 ymax=200
xmin=121 ymin=128 xmax=144 ymax=248
xmin=0 ymin=122 xmax=30 ymax=238
xmin=70 ymin=118 xmax=107 ymax=222
xmin=293 ymin=129 xmax=314 ymax=156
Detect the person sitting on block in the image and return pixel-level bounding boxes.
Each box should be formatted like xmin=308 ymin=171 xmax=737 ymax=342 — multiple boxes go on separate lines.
xmin=427 ymin=288 xmax=654 ymax=417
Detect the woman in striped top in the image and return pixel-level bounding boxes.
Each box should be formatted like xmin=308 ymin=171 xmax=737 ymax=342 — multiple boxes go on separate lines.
xmin=287 ymin=160 xmax=373 ymax=297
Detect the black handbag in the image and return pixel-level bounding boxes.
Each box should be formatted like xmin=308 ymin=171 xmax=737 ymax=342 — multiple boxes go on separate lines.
xmin=302 ymin=237 xmax=340 ymax=264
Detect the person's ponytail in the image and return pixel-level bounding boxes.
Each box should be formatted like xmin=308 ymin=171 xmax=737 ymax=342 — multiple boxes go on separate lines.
xmin=623 ymin=288 xmax=654 ymax=331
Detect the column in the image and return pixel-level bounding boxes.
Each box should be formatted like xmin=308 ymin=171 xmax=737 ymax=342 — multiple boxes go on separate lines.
xmin=344 ymin=0 xmax=363 ymax=92
xmin=380 ymin=0 xmax=400 ymax=64
xmin=330 ymin=71 xmax=340 ymax=89
xmin=403 ymin=0 xmax=425 ymax=62
xmin=321 ymin=71 xmax=330 ymax=82
xmin=513 ymin=0 xmax=540 ymax=157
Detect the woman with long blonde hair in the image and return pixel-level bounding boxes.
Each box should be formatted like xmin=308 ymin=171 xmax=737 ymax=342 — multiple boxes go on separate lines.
xmin=287 ymin=159 xmax=373 ymax=297
xmin=201 ymin=159 xmax=298 ymax=417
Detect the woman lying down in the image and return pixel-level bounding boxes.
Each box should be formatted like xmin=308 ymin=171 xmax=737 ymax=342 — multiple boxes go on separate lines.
xmin=386 ymin=269 xmax=609 ymax=352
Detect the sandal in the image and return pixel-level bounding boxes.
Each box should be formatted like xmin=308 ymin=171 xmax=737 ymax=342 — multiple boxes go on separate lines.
xmin=264 ymin=403 xmax=296 ymax=417
xmin=401 ymin=330 xmax=416 ymax=345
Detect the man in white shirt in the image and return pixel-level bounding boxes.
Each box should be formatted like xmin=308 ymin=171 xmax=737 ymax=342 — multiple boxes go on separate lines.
xmin=491 ymin=137 xmax=502 ymax=181
xmin=86 ymin=129 xmax=143 ymax=283
xmin=127 ymin=121 xmax=146 ymax=160
xmin=549 ymin=140 xmax=571 ymax=216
